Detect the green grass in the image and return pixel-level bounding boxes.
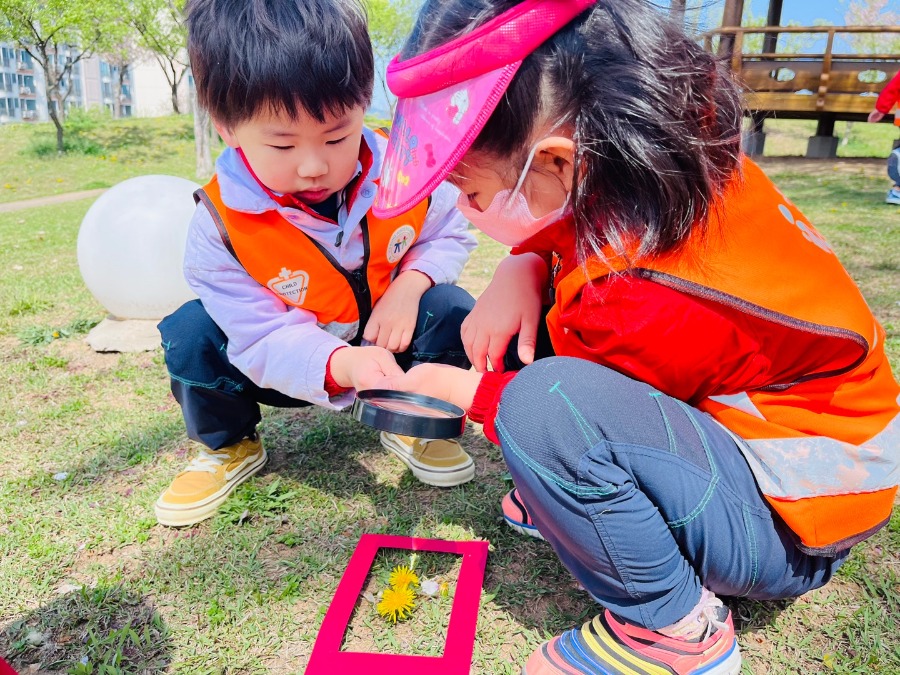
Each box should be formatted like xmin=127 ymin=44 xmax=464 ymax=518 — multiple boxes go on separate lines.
xmin=757 ymin=118 xmax=900 ymax=157
xmin=0 ymin=116 xmax=206 ymax=204
xmin=0 ymin=118 xmax=897 ymax=673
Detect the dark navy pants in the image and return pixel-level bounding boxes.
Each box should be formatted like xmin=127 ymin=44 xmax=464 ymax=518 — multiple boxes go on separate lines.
xmin=497 ymin=357 xmax=847 ymax=630
xmin=159 ymin=284 xmax=474 ymax=451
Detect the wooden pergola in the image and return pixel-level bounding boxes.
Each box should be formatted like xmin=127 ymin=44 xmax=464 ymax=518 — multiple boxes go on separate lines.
xmin=674 ymin=0 xmax=900 ymax=157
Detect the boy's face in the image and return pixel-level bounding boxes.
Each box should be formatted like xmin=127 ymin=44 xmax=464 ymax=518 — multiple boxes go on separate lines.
xmin=216 ymin=105 xmax=366 ymax=204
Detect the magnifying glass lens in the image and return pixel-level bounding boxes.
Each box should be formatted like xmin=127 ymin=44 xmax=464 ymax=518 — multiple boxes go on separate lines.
xmin=364 ymin=396 xmax=457 ymax=418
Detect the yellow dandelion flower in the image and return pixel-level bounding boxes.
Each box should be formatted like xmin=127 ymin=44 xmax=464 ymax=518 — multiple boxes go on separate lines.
xmin=389 ymin=565 xmax=419 ymax=590
xmin=377 ymin=585 xmax=415 ymax=623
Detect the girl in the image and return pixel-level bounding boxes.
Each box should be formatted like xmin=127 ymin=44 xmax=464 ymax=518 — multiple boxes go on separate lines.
xmin=372 ymin=1 xmax=900 ymax=673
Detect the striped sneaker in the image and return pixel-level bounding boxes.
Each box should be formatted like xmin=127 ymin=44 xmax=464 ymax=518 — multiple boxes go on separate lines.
xmin=522 ymin=602 xmax=740 ymax=675
xmin=502 ymin=488 xmax=544 ymax=540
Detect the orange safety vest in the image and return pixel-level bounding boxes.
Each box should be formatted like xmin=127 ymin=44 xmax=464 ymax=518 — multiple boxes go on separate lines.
xmin=550 ymin=158 xmax=899 ymax=555
xmin=194 ymin=176 xmax=429 ymax=342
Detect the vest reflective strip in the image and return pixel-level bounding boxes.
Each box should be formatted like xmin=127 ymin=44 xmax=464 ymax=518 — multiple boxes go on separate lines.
xmin=708 ymin=393 xmax=765 ymax=420
xmin=718 ymin=395 xmax=900 ymax=499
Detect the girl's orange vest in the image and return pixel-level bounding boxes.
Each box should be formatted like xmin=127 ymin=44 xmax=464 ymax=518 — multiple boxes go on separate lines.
xmin=550 ymin=158 xmax=899 ymax=555
xmin=195 ymin=176 xmax=428 ymax=342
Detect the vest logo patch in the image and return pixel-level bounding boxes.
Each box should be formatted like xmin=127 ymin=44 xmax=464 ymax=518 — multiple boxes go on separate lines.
xmin=386 ymin=225 xmax=416 ymax=264
xmin=268 ymin=267 xmax=309 ymax=306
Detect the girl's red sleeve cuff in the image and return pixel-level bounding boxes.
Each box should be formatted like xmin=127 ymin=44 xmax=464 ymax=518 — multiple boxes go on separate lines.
xmin=468 ymin=370 xmax=518 ymax=444
xmin=324 ymin=346 xmax=350 ymax=397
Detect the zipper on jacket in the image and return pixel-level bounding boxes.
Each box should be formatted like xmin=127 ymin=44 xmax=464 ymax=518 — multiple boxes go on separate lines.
xmin=348 ymin=266 xmax=372 ymax=340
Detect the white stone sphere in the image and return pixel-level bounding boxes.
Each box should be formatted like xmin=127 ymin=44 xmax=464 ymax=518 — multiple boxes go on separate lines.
xmin=77 ymin=175 xmax=199 ymax=320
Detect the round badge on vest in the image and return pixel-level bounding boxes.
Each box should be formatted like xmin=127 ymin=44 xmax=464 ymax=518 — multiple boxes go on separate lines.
xmin=351 ymin=389 xmax=467 ymax=439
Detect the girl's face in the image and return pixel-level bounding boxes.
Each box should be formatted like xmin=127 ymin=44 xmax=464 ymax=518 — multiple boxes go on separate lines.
xmin=449 ymin=136 xmax=575 ymax=216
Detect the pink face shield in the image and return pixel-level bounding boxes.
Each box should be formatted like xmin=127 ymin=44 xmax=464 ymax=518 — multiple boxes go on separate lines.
xmin=372 ymin=0 xmax=597 ymax=220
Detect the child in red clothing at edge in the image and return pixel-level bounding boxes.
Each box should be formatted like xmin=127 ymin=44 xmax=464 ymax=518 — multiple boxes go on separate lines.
xmin=867 ymin=68 xmax=900 ymax=204
xmin=370 ymin=1 xmax=900 ymax=673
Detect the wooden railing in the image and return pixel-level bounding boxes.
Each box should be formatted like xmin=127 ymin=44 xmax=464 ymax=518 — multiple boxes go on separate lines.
xmin=701 ymin=25 xmax=900 ymax=119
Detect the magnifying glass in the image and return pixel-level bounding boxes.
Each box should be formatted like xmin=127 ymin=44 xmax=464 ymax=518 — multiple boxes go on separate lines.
xmin=351 ymin=389 xmax=467 ymax=439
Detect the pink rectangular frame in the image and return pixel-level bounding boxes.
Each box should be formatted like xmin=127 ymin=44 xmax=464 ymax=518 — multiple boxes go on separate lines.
xmin=305 ymin=533 xmax=489 ymax=675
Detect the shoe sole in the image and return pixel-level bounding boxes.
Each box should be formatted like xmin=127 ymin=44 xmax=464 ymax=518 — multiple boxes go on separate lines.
xmin=154 ymin=449 xmax=269 ymax=527
xmin=521 ymin=637 xmax=741 ymax=675
xmin=380 ymin=433 xmax=475 ymax=487
xmin=503 ymin=515 xmax=545 ymax=541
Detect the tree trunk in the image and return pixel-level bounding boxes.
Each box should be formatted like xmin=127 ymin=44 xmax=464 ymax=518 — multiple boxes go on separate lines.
xmin=49 ymin=106 xmax=65 ymax=153
xmin=171 ymin=79 xmax=180 ymax=114
xmin=193 ymin=103 xmax=213 ymax=178
xmin=379 ymin=76 xmax=395 ymax=118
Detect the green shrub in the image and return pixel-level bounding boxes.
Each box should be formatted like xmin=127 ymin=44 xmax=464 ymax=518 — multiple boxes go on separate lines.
xmin=27 ymin=134 xmax=103 ymax=157
xmin=66 ymin=106 xmax=113 ymax=135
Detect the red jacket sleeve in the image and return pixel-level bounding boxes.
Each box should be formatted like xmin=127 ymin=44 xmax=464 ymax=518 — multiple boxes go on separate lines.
xmin=876 ymin=71 xmax=900 ymax=115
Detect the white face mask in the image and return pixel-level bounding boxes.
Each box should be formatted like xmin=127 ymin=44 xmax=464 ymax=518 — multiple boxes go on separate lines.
xmin=455 ymin=144 xmax=570 ymax=247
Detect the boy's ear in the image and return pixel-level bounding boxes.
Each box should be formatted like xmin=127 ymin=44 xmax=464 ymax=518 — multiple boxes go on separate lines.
xmin=213 ymin=118 xmax=239 ymax=148
xmin=533 ymin=136 xmax=575 ymax=189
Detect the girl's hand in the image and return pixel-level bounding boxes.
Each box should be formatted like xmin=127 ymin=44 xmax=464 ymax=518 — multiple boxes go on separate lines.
xmin=376 ymin=363 xmax=483 ymax=412
xmin=329 ymin=346 xmax=405 ymax=391
xmin=868 ymin=110 xmax=885 ymax=124
xmin=363 ymin=270 xmax=432 ymax=353
xmin=462 ymin=253 xmax=548 ymax=372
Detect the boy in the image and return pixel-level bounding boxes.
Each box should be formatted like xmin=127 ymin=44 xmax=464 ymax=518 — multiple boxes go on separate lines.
xmin=154 ymin=0 xmax=477 ymax=527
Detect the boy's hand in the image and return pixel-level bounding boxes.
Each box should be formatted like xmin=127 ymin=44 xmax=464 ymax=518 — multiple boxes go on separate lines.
xmin=462 ymin=253 xmax=548 ymax=373
xmin=329 ymin=346 xmax=404 ymax=391
xmin=868 ymin=110 xmax=885 ymax=123
xmin=376 ymin=363 xmax=483 ymax=412
xmin=363 ymin=270 xmax=432 ymax=353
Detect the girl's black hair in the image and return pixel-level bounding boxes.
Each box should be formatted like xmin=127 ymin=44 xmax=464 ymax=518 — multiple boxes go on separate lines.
xmin=402 ymin=0 xmax=743 ymax=264
xmin=187 ymin=0 xmax=374 ymax=127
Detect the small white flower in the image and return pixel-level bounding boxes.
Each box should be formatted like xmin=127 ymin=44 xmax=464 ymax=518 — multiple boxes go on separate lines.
xmin=420 ymin=579 xmax=440 ymax=596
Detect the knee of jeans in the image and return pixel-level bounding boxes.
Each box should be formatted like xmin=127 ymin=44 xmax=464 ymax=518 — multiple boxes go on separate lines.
xmin=418 ymin=284 xmax=475 ymax=324
xmin=159 ymin=301 xmax=226 ymax=373
xmin=497 ymin=356 xmax=614 ymax=486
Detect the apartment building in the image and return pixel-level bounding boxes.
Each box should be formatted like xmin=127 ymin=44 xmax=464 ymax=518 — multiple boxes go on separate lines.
xmin=0 ymin=42 xmax=189 ymax=124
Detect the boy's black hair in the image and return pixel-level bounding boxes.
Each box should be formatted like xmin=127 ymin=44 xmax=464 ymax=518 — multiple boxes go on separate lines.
xmin=187 ymin=0 xmax=374 ymax=127
xmin=402 ymin=0 xmax=743 ymax=264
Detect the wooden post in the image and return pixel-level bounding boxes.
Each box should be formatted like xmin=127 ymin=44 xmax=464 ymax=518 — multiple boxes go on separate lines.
xmin=670 ymin=0 xmax=686 ymax=23
xmin=762 ymin=0 xmax=784 ymax=54
xmin=718 ymin=0 xmax=746 ymax=58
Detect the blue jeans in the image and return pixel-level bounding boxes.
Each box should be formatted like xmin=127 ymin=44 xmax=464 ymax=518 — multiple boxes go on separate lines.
xmin=496 ymin=357 xmax=846 ymax=630
xmin=888 ymin=147 xmax=900 ymax=185
xmin=158 ymin=284 xmax=474 ymax=451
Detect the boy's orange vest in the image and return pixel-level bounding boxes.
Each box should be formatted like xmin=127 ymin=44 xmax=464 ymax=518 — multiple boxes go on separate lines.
xmin=550 ymin=158 xmax=899 ymax=555
xmin=194 ymin=176 xmax=428 ymax=342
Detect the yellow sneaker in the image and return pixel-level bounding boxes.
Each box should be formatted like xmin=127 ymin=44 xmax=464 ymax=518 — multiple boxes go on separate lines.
xmin=379 ymin=432 xmax=475 ymax=487
xmin=154 ymin=436 xmax=268 ymax=527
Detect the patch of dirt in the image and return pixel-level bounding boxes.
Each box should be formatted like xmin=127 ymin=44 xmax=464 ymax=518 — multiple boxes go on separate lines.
xmin=54 ymin=340 xmax=125 ymax=375
xmin=756 ymin=156 xmax=886 ymax=178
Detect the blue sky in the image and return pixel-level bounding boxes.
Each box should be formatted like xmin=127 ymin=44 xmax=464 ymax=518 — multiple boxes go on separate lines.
xmin=679 ymin=0 xmax=882 ymax=32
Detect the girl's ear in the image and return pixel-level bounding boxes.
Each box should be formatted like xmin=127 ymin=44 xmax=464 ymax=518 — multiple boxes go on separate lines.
xmin=214 ymin=119 xmax=239 ymax=149
xmin=532 ymin=136 xmax=575 ymax=189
